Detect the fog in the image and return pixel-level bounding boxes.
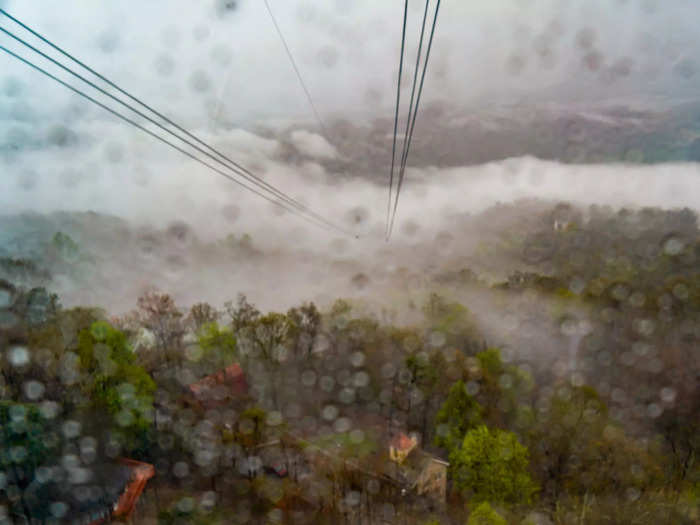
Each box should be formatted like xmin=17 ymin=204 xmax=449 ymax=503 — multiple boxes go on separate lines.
xmin=2 ymin=0 xmax=700 ymax=313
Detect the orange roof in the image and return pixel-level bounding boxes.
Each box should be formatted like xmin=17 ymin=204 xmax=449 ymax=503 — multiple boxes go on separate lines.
xmin=112 ymin=459 xmax=155 ymax=519
xmin=188 ymin=363 xmax=248 ymax=406
xmin=391 ymin=432 xmax=418 ymax=453
xmin=88 ymin=459 xmax=154 ymax=525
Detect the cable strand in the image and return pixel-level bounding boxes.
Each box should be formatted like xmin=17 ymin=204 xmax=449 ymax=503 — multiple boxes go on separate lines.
xmin=388 ymin=0 xmax=441 ymax=239
xmin=386 ymin=0 xmax=409 ymax=240
xmin=0 ymin=45 xmax=338 ymax=234
xmin=0 ymin=25 xmax=344 ymax=233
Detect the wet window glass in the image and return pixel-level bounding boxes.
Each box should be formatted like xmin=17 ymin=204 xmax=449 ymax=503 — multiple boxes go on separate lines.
xmin=0 ymin=1 xmax=698 ymax=523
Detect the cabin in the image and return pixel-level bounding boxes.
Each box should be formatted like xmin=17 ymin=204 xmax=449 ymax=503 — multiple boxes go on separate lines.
xmin=386 ymin=432 xmax=448 ymax=507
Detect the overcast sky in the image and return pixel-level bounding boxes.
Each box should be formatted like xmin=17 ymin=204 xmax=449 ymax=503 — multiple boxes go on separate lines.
xmin=2 ymin=0 xmax=700 ymax=242
xmin=3 ymin=0 xmax=700 ymax=121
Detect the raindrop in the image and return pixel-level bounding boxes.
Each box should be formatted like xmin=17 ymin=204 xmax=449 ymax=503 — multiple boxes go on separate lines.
xmin=176 ymin=497 xmax=195 ymax=513
xmin=3 ymin=76 xmax=24 ymax=97
xmin=161 ymin=26 xmax=181 ymax=47
xmin=190 ymin=70 xmax=211 ymax=92
xmin=350 ymin=352 xmax=365 ymax=367
xmin=506 ymin=54 xmax=526 ymax=75
xmin=267 ymin=411 xmax=283 ymax=426
xmin=154 ymin=55 xmax=175 ymax=76
xmin=104 ymin=143 xmax=124 ymax=164
xmin=8 ymin=346 xmax=29 ymax=367
xmin=320 ymin=375 xmax=335 ymax=392
xmin=301 ymin=369 xmax=317 ymax=387
xmin=576 ymin=27 xmax=596 ymax=50
xmin=97 ymin=30 xmax=119 ymax=53
xmin=429 ymin=331 xmax=446 ymax=348
xmin=351 ymin=273 xmax=370 ymax=290
xmin=50 ymin=502 xmax=69 ymax=518
xmin=338 ymin=387 xmax=356 ymax=404
xmin=663 ymin=237 xmax=684 ymax=256
xmin=0 ymin=290 xmax=12 ymax=308
xmin=381 ymin=362 xmax=396 ymax=379
xmin=59 ymin=169 xmax=83 ymax=188
xmin=344 ymin=490 xmax=361 ymax=507
xmin=672 ymin=283 xmax=689 ymax=300
xmin=660 ymin=387 xmax=676 ymax=403
xmin=221 ymin=203 xmax=240 ymax=222
xmin=201 ymin=491 xmax=217 ymax=510
xmin=626 ymin=487 xmax=641 ymax=502
xmin=334 ymin=417 xmax=351 ymax=433
xmin=674 ymin=58 xmax=696 ymax=79
xmin=193 ymin=26 xmax=210 ymax=42
xmin=39 ymin=400 xmax=60 ymax=419
xmin=211 ymin=45 xmax=233 ymax=66
xmin=215 ymin=0 xmax=239 ymax=16
xmin=345 ymin=206 xmax=369 ymax=226
xmin=47 ymin=125 xmax=78 ymax=148
xmin=321 ymin=405 xmax=339 ymax=421
xmin=349 ymin=429 xmax=364 ymax=443
xmin=17 ymin=170 xmax=37 ymax=191
xmin=23 ymin=380 xmax=45 ymax=400
xmin=352 ymin=371 xmax=369 ymax=388
xmin=628 ymin=291 xmax=646 ymax=307
xmin=583 ymin=50 xmax=603 ymax=72
xmin=62 ymin=420 xmax=82 ymax=439
xmin=647 ymin=403 xmax=662 ymax=418
xmin=317 ymin=46 xmax=339 ymax=68
xmin=173 ymin=461 xmax=190 ymax=478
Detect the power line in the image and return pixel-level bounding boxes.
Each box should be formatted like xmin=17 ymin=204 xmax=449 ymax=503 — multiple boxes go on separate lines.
xmin=0 ymin=9 xmax=345 ymax=235
xmin=0 ymin=45 xmax=340 ymax=234
xmin=262 ymin=0 xmax=328 ymax=137
xmin=386 ymin=0 xmax=409 ymax=240
xmin=398 ymin=0 xmax=431 ymax=186
xmin=387 ymin=0 xmax=441 ymax=239
xmin=0 ymin=25 xmax=345 ymax=235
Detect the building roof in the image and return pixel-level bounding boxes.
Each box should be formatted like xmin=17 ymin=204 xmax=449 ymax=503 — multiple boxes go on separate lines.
xmin=85 ymin=459 xmax=154 ymax=525
xmin=188 ymin=363 xmax=248 ymax=408
xmin=112 ymin=459 xmax=155 ymax=520
xmin=390 ymin=432 xmax=418 ymax=454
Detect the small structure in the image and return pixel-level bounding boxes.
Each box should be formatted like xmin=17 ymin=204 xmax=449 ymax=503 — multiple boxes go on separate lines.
xmin=187 ymin=363 xmax=249 ymax=409
xmin=387 ymin=432 xmax=448 ymax=506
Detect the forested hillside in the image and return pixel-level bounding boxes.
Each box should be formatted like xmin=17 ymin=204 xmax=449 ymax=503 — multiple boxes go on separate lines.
xmin=1 ymin=201 xmax=698 ymax=524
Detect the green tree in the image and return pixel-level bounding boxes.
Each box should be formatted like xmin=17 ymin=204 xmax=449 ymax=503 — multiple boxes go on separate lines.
xmin=434 ymin=380 xmax=483 ymax=452
xmin=240 ymin=312 xmax=294 ymax=408
xmin=287 ymin=302 xmax=321 ymax=358
xmin=467 ymin=502 xmax=507 ymax=525
xmin=76 ymin=321 xmax=156 ymax=451
xmin=422 ymin=293 xmax=480 ymax=351
xmin=450 ymin=425 xmax=538 ymax=505
xmin=187 ymin=302 xmax=219 ymax=332
xmin=0 ymin=402 xmax=59 ymax=521
xmin=135 ymin=289 xmax=185 ymax=361
xmin=51 ymin=231 xmax=79 ymax=262
xmin=196 ymin=321 xmax=237 ymax=372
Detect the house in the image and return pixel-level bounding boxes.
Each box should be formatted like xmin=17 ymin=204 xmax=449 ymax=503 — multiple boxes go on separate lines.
xmin=387 ymin=432 xmax=449 ymax=506
xmin=186 ymin=363 xmax=249 ymax=409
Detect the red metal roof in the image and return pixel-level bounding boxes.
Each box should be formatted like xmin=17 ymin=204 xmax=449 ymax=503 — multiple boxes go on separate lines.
xmin=88 ymin=458 xmax=154 ymax=525
xmin=188 ymin=363 xmax=248 ymax=407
